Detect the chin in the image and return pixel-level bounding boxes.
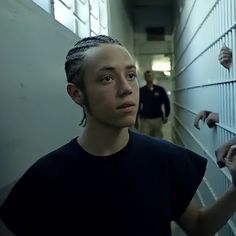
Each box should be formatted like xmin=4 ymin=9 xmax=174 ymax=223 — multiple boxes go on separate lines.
xmin=115 ymin=118 xmax=136 ymax=128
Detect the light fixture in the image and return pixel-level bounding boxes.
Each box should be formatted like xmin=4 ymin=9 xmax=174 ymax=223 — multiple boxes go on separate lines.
xmin=152 ymin=57 xmax=171 ymax=72
xmin=164 ymin=71 xmax=171 ymax=76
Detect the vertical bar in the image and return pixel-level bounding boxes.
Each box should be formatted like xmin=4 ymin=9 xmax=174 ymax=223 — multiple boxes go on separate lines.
xmin=230 ymin=82 xmax=233 ymax=128
xmin=232 ymin=28 xmax=236 ymax=79
xmin=215 ymin=20 xmax=218 ymax=82
xmin=226 ymin=83 xmax=228 ymax=128
xmin=210 ymin=46 xmax=213 ymax=82
xmin=218 ymin=0 xmax=221 ymax=37
xmin=217 ymin=42 xmax=220 ymax=82
xmin=222 ymin=84 xmax=226 ymax=128
xmin=227 ymin=83 xmax=230 ymax=127
xmin=218 ymin=0 xmax=221 ymax=35
xmin=224 ymin=35 xmax=227 ymax=81
xmin=227 ymin=33 xmax=230 ymax=81
xmin=229 ymin=31 xmax=232 ymax=80
xmin=219 ymin=83 xmax=222 ymax=127
xmin=222 ymin=0 xmax=225 ymax=33
xmin=233 ymin=0 xmax=236 ymax=22
xmin=225 ymin=83 xmax=228 ymax=127
xmin=227 ymin=83 xmax=230 ymax=128
xmin=234 ymin=82 xmax=236 ymax=130
xmin=215 ymin=4 xmax=217 ymax=39
xmin=208 ymin=11 xmax=211 ymax=51
xmin=218 ymin=125 xmax=220 ymax=148
xmin=226 ymin=0 xmax=229 ymax=30
xmin=228 ymin=129 xmax=231 ymax=142
xmin=228 ymin=0 xmax=231 ymax=28
xmin=217 ymin=83 xmax=221 ymax=148
xmin=222 ymin=38 xmax=226 ymax=81
xmin=220 ymin=39 xmax=223 ymax=81
xmin=216 ymin=1 xmax=218 ymax=39
xmin=216 ymin=1 xmax=221 ymax=38
xmin=213 ymin=6 xmax=216 ymax=45
xmin=223 ymin=0 xmax=226 ymax=33
xmin=223 ymin=84 xmax=226 ymax=126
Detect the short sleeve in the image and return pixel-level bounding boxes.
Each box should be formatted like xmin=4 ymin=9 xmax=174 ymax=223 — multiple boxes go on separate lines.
xmin=169 ymin=147 xmax=207 ymax=220
xmin=0 ymin=163 xmax=46 ymax=235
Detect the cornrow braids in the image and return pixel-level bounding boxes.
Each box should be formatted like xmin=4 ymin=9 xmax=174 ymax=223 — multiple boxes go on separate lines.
xmin=65 ymin=35 xmax=122 ymax=126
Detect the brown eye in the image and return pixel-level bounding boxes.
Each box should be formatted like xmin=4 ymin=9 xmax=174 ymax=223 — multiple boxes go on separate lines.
xmin=128 ymin=72 xmax=137 ymax=81
xmin=102 ymin=75 xmax=114 ymax=83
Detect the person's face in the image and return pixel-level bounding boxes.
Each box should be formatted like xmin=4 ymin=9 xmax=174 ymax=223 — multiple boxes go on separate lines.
xmin=145 ymin=72 xmax=154 ymax=83
xmin=82 ymin=44 xmax=139 ymax=128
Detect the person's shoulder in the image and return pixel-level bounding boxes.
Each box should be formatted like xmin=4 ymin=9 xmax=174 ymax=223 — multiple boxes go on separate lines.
xmin=31 ymin=137 xmax=80 ymax=170
xmin=130 ymin=130 xmax=176 ymax=151
xmin=130 ymin=131 xmax=207 ymax=163
xmin=154 ymin=84 xmax=165 ymax=91
xmin=140 ymin=85 xmax=148 ymax=90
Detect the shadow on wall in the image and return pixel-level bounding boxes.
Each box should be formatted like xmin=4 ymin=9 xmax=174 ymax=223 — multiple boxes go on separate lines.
xmin=0 ymin=182 xmax=16 ymax=236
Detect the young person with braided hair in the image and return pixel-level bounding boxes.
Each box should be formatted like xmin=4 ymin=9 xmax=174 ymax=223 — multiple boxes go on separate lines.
xmin=1 ymin=35 xmax=236 ymax=236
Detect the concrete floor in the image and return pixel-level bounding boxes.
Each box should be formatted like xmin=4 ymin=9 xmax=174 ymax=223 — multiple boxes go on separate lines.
xmin=162 ymin=119 xmax=172 ymax=142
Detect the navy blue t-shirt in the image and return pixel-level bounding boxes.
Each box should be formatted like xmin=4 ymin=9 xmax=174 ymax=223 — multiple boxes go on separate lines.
xmin=0 ymin=131 xmax=207 ymax=235
xmin=139 ymin=85 xmax=170 ymax=119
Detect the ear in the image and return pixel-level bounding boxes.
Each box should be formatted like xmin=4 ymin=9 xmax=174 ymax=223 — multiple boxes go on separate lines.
xmin=67 ymin=83 xmax=84 ymax=106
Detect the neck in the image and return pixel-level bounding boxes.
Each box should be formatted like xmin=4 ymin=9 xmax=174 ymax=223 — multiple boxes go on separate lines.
xmin=147 ymin=82 xmax=153 ymax=88
xmin=78 ymin=121 xmax=129 ymax=156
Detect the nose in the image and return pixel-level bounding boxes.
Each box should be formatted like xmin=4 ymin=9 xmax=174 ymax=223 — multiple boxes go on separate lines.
xmin=117 ymin=76 xmax=133 ymax=97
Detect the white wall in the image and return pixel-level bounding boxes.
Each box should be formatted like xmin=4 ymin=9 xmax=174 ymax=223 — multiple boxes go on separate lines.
xmin=0 ymin=0 xmax=135 ymax=235
xmin=0 ymin=0 xmax=83 ymax=189
xmin=0 ymin=0 xmax=135 ymax=189
xmin=108 ymin=0 xmax=134 ymax=54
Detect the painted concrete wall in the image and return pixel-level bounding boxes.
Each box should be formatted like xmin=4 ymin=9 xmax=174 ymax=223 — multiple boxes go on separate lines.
xmin=0 ymin=0 xmax=134 ymax=189
xmin=108 ymin=0 xmax=134 ymax=54
xmin=0 ymin=0 xmax=81 ymax=190
xmin=0 ymin=0 xmax=134 ymax=234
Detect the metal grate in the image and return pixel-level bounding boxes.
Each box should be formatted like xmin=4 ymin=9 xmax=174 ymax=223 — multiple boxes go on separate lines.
xmin=173 ymin=0 xmax=236 ymax=235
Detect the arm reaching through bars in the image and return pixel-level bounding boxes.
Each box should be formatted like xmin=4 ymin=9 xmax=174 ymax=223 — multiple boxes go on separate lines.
xmin=179 ymin=143 xmax=236 ymax=236
xmin=215 ymin=137 xmax=236 ymax=168
xmin=218 ymin=44 xmax=232 ymax=69
xmin=205 ymin=112 xmax=219 ymax=128
xmin=194 ymin=110 xmax=219 ymax=130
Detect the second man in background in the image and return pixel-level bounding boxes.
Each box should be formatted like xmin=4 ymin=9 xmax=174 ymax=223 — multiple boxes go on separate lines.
xmin=137 ymin=70 xmax=170 ymax=138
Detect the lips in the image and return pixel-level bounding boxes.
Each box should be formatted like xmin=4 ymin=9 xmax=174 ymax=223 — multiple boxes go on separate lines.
xmin=117 ymin=103 xmax=135 ymax=109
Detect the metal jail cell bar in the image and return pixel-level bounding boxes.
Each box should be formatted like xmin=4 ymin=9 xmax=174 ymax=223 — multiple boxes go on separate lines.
xmin=173 ymin=1 xmax=236 ymax=234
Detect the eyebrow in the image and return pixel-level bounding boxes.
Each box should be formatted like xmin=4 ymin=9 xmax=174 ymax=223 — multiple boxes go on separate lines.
xmin=97 ymin=65 xmax=136 ymax=72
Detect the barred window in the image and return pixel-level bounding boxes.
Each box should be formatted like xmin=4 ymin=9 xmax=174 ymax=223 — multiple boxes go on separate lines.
xmin=32 ymin=0 xmax=108 ymax=37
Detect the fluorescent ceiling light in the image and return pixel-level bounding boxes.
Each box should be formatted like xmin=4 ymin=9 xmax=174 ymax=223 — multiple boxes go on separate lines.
xmin=164 ymin=71 xmax=171 ymax=76
xmin=152 ymin=61 xmax=171 ymax=72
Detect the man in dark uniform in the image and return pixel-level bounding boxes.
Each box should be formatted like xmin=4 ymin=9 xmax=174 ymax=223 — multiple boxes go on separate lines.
xmin=138 ymin=70 xmax=170 ymax=138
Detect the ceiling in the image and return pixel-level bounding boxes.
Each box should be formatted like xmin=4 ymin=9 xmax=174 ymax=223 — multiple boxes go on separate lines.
xmin=128 ymin=0 xmax=174 ymax=7
xmin=124 ymin=0 xmax=175 ymax=74
xmin=126 ymin=0 xmax=175 ymax=36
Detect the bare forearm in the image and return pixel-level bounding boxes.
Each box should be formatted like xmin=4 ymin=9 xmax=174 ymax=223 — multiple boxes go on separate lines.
xmin=197 ymin=186 xmax=236 ymax=236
